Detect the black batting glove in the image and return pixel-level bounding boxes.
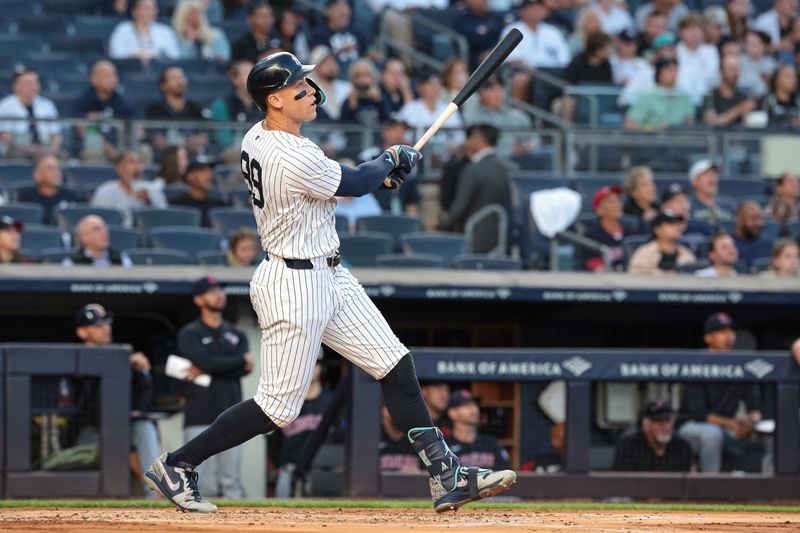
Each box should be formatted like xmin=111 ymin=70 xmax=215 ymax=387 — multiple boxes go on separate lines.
xmin=383 ymin=169 xmax=407 ymax=190
xmin=384 ymin=145 xmax=422 ymax=174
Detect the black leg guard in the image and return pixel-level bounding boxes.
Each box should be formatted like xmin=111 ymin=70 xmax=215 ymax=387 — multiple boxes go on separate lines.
xmin=408 ymin=427 xmax=461 ymax=492
xmin=379 ymin=353 xmax=433 ymax=432
xmin=167 ymin=399 xmax=277 ymax=468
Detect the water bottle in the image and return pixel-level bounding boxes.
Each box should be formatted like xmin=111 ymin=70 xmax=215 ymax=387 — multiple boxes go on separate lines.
xmin=57 ymin=378 xmax=71 ymax=410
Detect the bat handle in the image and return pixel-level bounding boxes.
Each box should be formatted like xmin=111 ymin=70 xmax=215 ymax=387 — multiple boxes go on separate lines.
xmin=412 ymin=102 xmax=460 ymax=151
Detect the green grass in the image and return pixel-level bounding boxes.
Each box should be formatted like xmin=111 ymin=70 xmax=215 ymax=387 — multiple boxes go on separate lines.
xmin=0 ymin=499 xmax=798 ymax=513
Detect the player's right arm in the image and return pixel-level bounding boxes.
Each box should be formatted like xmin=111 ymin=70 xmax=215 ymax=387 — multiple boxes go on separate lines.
xmin=335 ymin=145 xmax=422 ymax=197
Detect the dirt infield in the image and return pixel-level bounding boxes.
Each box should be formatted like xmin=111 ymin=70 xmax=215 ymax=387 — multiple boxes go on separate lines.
xmin=0 ymin=507 xmax=798 ymax=532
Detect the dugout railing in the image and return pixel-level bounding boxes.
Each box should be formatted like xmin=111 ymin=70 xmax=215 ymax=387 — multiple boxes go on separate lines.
xmin=347 ymin=349 xmax=800 ymax=501
xmin=0 ymin=343 xmax=132 ymax=498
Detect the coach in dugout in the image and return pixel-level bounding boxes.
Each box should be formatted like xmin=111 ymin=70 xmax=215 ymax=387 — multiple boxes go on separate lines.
xmin=178 ymin=276 xmax=254 ymax=499
xmin=445 ymin=389 xmax=510 ymax=470
xmin=613 ymin=400 xmax=693 ymax=472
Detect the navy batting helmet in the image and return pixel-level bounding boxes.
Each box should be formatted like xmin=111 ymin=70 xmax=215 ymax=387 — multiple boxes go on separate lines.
xmin=246 ymin=52 xmax=326 ymax=112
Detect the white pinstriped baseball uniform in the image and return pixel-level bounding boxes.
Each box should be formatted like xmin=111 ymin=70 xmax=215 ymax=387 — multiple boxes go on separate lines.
xmin=241 ymin=123 xmax=408 ymax=427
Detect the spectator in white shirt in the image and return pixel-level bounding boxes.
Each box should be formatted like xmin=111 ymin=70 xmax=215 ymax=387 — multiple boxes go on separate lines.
xmin=0 ymin=68 xmax=62 ymax=159
xmin=502 ymin=0 xmax=571 ymax=102
xmin=752 ymin=0 xmax=797 ymax=52
xmin=595 ymin=0 xmax=635 ymax=37
xmin=109 ymin=0 xmax=181 ymax=61
xmin=695 ymin=233 xmax=739 ymax=277
xmin=635 ymin=0 xmax=691 ymax=33
xmin=91 ymin=151 xmax=167 ymax=227
xmin=611 ymin=29 xmax=650 ymax=86
xmin=676 ymin=13 xmax=720 ymax=104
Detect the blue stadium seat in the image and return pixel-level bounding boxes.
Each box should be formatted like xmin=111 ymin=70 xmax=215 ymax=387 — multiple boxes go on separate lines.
xmin=717 ymin=179 xmax=766 ymax=198
xmin=622 ymin=234 xmax=650 ymax=259
xmin=751 ymin=257 xmax=772 ymax=273
xmin=196 ymin=250 xmax=228 ymax=265
xmin=73 ymin=16 xmax=123 ymax=41
xmin=399 ymin=232 xmax=467 ymax=265
xmin=108 ymin=227 xmax=140 ymax=251
xmin=125 ymin=248 xmax=195 ymax=266
xmin=24 ymin=53 xmax=88 ymax=76
xmin=335 ymin=214 xmax=349 ymax=235
xmin=786 ymin=221 xmax=800 ymax=239
xmin=356 ymin=215 xmax=423 ymax=252
xmin=13 ymin=16 xmax=73 ymax=36
xmin=208 ymin=207 xmax=257 ymax=236
xmin=63 ymin=165 xmax=116 ymax=194
xmin=0 ymin=202 xmax=45 ymax=225
xmin=42 ymin=0 xmax=98 ymax=15
xmin=511 ymin=175 xmax=569 ymax=204
xmin=339 ymin=232 xmax=393 ymax=266
xmin=21 ymin=226 xmax=63 ymax=256
xmin=136 ymin=207 xmax=202 ymax=236
xmin=149 ymin=227 xmax=222 ymax=256
xmin=163 ymin=184 xmax=190 ymax=203
xmin=761 ymin=220 xmax=780 ymax=242
xmin=55 ymin=205 xmax=124 ymax=232
xmin=0 ymin=162 xmax=34 ymax=190
xmin=39 ymin=247 xmax=74 ymax=264
xmin=228 ymin=186 xmax=251 ymax=208
xmin=375 ymin=253 xmax=446 ymax=268
xmin=451 ymin=254 xmax=522 ymax=271
xmin=0 ymin=36 xmax=47 ymax=56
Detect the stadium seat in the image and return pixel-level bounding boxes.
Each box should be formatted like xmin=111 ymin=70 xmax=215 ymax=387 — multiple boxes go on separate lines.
xmin=511 ymin=175 xmax=569 ymax=205
xmin=0 ymin=202 xmax=45 ymax=225
xmin=355 ymin=215 xmax=423 ymax=251
xmin=785 ymin=221 xmax=800 ymax=239
xmin=125 ymin=248 xmax=195 ymax=266
xmin=338 ymin=232 xmax=393 ymax=266
xmin=752 ymin=257 xmax=772 ymax=273
xmin=622 ymin=234 xmax=650 ymax=259
xmin=38 ymin=247 xmax=74 ymax=264
xmin=451 ymin=254 xmax=522 ymax=270
xmin=0 ymin=162 xmax=34 ymax=190
xmin=196 ymin=250 xmax=228 ymax=266
xmin=0 ymin=36 xmax=47 ymax=55
xmin=163 ymin=184 xmax=190 ymax=203
xmin=208 ymin=207 xmax=257 ymax=236
xmin=42 ymin=0 xmax=98 ymax=16
xmin=108 ymin=227 xmax=140 ymax=251
xmin=335 ymin=214 xmax=349 ymax=235
xmin=73 ymin=16 xmax=123 ymax=41
xmin=374 ymin=253 xmax=446 ymax=268
xmin=228 ymin=186 xmax=252 ymax=208
xmin=63 ymin=165 xmax=116 ymax=194
xmin=676 ymin=260 xmax=711 ymax=273
xmin=136 ymin=207 xmax=202 ymax=237
xmin=13 ymin=17 xmax=72 ymax=36
xmin=717 ymin=179 xmax=766 ymax=198
xmin=20 ymin=226 xmax=63 ymax=256
xmin=55 ymin=206 xmax=124 ymax=233
xmin=399 ymin=232 xmax=467 ymax=265
xmin=762 ymin=220 xmax=780 ymax=242
xmin=149 ymin=227 xmax=222 ymax=257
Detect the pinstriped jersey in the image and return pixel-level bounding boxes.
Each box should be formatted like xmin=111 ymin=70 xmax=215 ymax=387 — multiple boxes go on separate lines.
xmin=240 ymin=123 xmax=342 ymax=260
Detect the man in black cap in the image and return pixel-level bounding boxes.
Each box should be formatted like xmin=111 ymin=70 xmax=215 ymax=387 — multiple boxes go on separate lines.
xmin=677 ymin=312 xmax=762 ymax=472
xmin=627 ymin=209 xmax=696 ymax=274
xmin=613 ymin=400 xmax=692 ymax=471
xmin=659 ymin=182 xmax=715 ymax=236
xmin=444 ymin=389 xmax=510 ymax=470
xmin=74 ymin=303 xmax=159 ymax=492
xmin=168 ymin=159 xmax=229 ymax=227
xmin=178 ymin=276 xmax=254 ymax=499
xmin=0 ymin=216 xmax=29 ymax=264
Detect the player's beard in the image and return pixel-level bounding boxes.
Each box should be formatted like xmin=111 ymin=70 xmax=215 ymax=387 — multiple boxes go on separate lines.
xmin=204 ymin=303 xmax=226 ymax=313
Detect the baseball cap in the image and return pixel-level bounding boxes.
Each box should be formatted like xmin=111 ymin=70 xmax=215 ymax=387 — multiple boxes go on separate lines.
xmin=643 ymin=399 xmax=674 ymax=421
xmin=660 ymin=182 xmax=688 ymax=204
xmin=704 ymin=312 xmax=735 ymax=333
xmin=689 ymin=159 xmax=717 ymax=181
xmin=186 ymin=159 xmax=212 ymax=174
xmin=592 ymin=185 xmax=622 ymax=211
xmin=702 ymin=5 xmax=727 ymax=26
xmin=309 ymin=45 xmax=333 ymax=66
xmin=414 ymin=68 xmax=440 ymax=86
xmin=518 ymin=0 xmax=544 ymax=8
xmin=75 ymin=303 xmax=113 ymax=327
xmin=617 ymin=29 xmax=636 ymax=43
xmin=651 ymin=209 xmax=685 ymax=227
xmin=0 ymin=215 xmax=23 ymax=232
xmin=448 ymin=389 xmax=479 ymax=409
xmin=652 ymin=32 xmax=676 ymax=51
xmin=192 ymin=275 xmax=223 ymax=296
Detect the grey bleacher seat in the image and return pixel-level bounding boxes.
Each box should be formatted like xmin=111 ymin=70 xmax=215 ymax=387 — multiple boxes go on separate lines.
xmin=375 ymin=252 xmax=446 ymax=268
xmin=339 ymin=232 xmax=393 ymax=266
xmin=196 ymin=250 xmax=228 ymax=265
xmin=63 ymin=165 xmax=116 ymax=194
xmin=335 ymin=214 xmax=349 ymax=234
xmin=125 ymin=248 xmax=195 ymax=266
xmin=73 ymin=16 xmax=123 ymax=40
xmin=21 ymin=227 xmax=63 ymax=256
xmin=0 ymin=162 xmax=34 ymax=190
xmin=718 ymin=179 xmax=766 ymax=199
xmin=46 ymin=37 xmax=106 ymax=58
xmin=399 ymin=232 xmax=467 ymax=265
xmin=39 ymin=247 xmax=74 ymax=264
xmin=451 ymin=254 xmax=522 ymax=271
xmin=135 ymin=207 xmax=202 ymax=237
xmin=149 ymin=227 xmax=222 ymax=256
xmin=0 ymin=36 xmax=47 ymax=56
xmin=355 ymin=214 xmax=422 ymax=252
xmin=25 ymin=53 xmax=88 ymax=76
xmin=218 ymin=19 xmax=248 ymax=42
xmin=208 ymin=207 xmax=256 ymax=236
xmin=55 ymin=205 xmax=124 ymax=232
xmin=0 ymin=202 xmax=45 ymax=225
xmin=109 ymin=227 xmax=140 ymax=251
xmin=13 ymin=16 xmax=73 ymax=35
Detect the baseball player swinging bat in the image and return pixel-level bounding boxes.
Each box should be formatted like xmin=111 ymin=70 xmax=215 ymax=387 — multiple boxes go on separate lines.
xmin=412 ymin=28 xmax=523 ymax=152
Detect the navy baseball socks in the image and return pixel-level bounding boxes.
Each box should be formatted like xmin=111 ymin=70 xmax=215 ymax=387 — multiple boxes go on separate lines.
xmin=380 ymin=354 xmax=517 ymax=512
xmin=145 ymin=399 xmax=277 ymax=512
xmin=408 ymin=427 xmax=517 ymax=512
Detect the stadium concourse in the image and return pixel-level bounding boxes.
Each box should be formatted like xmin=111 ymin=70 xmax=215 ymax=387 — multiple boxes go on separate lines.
xmin=1 ymin=0 xmax=800 ymax=518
